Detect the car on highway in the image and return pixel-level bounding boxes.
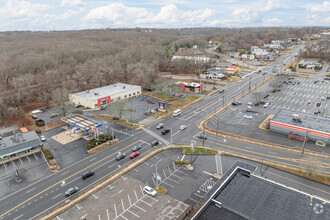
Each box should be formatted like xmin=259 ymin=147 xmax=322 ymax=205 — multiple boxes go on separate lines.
xmin=156 ymin=123 xmax=164 ymax=129
xmin=197 ymin=134 xmax=207 ymax=140
xmin=219 ymin=89 xmax=224 ymax=93
xmin=132 ymin=145 xmax=141 ymax=152
xmin=151 ymin=140 xmax=159 ymax=147
xmin=143 ymin=186 xmax=157 ymax=197
xmin=65 ymin=186 xmax=79 ymax=197
xmin=238 ymin=80 xmax=242 ymax=83
xmin=129 ymin=151 xmax=140 ymax=159
xmin=316 ymin=102 xmax=321 ymax=106
xmin=232 ymin=101 xmax=241 ymax=106
xmin=161 ymin=128 xmax=170 ymax=135
xmin=180 ymin=125 xmax=187 ymax=130
xmin=81 ymin=171 xmax=95 ymax=180
xmin=116 ymin=152 xmax=126 ymax=161
xmin=40 ymin=135 xmax=46 ymax=141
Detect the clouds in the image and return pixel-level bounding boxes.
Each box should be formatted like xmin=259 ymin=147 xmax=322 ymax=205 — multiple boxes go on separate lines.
xmin=261 ymin=0 xmax=281 ymax=12
xmin=231 ymin=9 xmax=262 ymax=24
xmin=0 ymin=0 xmax=51 ymax=18
xmin=308 ymin=1 xmax=330 ymax=13
xmin=306 ymin=1 xmax=330 ymax=24
xmin=60 ymin=0 xmax=86 ymax=7
xmin=84 ymin=3 xmax=215 ymax=27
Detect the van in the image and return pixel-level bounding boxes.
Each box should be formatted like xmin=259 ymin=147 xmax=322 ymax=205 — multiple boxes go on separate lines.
xmin=173 ymin=109 xmax=181 ymax=117
xmin=81 ymin=171 xmax=94 ymax=180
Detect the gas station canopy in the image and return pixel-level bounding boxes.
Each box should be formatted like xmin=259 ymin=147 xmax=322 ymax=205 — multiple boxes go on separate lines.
xmin=61 ymin=114 xmax=102 ymax=132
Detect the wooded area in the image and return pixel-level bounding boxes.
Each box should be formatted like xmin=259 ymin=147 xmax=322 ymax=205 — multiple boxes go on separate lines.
xmin=0 ymin=27 xmax=325 ymax=125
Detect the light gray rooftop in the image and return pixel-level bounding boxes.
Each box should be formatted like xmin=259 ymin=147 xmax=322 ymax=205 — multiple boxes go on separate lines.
xmin=271 ymin=109 xmax=330 ymax=133
xmin=71 ymin=83 xmax=141 ymax=100
xmin=0 ymin=131 xmax=40 ymax=150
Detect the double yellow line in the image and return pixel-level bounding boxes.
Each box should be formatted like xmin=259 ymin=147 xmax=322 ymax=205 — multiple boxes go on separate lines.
xmin=0 ymin=140 xmax=141 ymax=218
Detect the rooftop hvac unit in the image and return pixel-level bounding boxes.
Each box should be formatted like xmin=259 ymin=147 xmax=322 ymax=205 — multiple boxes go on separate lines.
xmin=293 ymin=114 xmax=302 ymax=121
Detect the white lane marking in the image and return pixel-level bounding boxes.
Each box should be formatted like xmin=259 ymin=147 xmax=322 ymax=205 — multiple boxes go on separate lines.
xmin=52 ymin=194 xmax=62 ymax=200
xmin=61 ymin=171 xmax=70 ymax=176
xmin=161 ymin=181 xmax=175 ymax=188
xmin=89 ymin=157 xmax=97 ymax=162
xmin=127 ymin=209 xmax=140 ymax=218
xmin=134 ymin=204 xmax=146 ymax=212
xmin=121 ymin=198 xmax=125 ymax=210
xmin=106 ymin=209 xmax=110 ymax=220
xmin=114 ymin=203 xmax=118 ymax=218
xmin=181 ymin=155 xmax=185 ymax=161
xmin=139 ymin=199 xmax=153 ymax=207
xmin=203 ymin=171 xmax=213 ymax=176
xmin=189 ymin=197 xmax=199 ymax=203
xmin=25 ymin=187 xmax=36 ymax=194
xmin=13 ymin=214 xmax=23 ymax=220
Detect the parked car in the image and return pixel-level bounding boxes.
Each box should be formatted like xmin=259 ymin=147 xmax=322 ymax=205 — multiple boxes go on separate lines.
xmin=321 ymin=96 xmax=325 ymax=100
xmin=143 ymin=186 xmax=157 ymax=197
xmin=161 ymin=128 xmax=170 ymax=135
xmin=314 ymin=110 xmax=321 ymax=114
xmin=129 ymin=151 xmax=140 ymax=159
xmin=132 ymin=145 xmax=141 ymax=152
xmin=40 ymin=135 xmax=46 ymax=141
xmin=238 ymin=80 xmax=242 ymax=83
xmin=151 ymin=140 xmax=159 ymax=147
xmin=244 ymin=115 xmax=253 ymax=119
xmin=116 ymin=152 xmax=126 ymax=161
xmin=197 ymin=134 xmax=207 ymax=140
xmin=156 ymin=123 xmax=164 ymax=129
xmin=31 ymin=115 xmax=38 ymax=119
xmin=327 ymin=96 xmax=330 ymax=100
xmin=81 ymin=171 xmax=95 ymax=180
xmin=65 ymin=186 xmax=79 ymax=197
xmin=316 ymin=102 xmax=321 ymax=106
xmin=50 ymin=113 xmax=59 ymax=118
xmin=232 ymin=101 xmax=241 ymax=106
xmin=307 ymin=100 xmax=312 ymax=104
xmin=219 ymin=89 xmax=224 ymax=93
xmin=180 ymin=125 xmax=187 ymax=130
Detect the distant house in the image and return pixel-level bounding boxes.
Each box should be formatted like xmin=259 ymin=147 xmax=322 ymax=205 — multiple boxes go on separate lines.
xmin=251 ymin=46 xmax=268 ymax=58
xmin=241 ymin=54 xmax=255 ymax=61
xmin=226 ymin=66 xmax=240 ymax=75
xmin=172 ymin=56 xmax=210 ymax=63
xmin=193 ymin=45 xmax=198 ymax=49
xmin=271 ymin=40 xmax=283 ymax=44
xmin=208 ymin=40 xmax=222 ymax=48
xmin=298 ymin=59 xmax=322 ymax=69
xmin=200 ymin=70 xmax=226 ymax=80
xmin=264 ymin=44 xmax=282 ymax=49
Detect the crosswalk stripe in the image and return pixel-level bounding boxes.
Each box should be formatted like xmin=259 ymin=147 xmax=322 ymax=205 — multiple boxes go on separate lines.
xmin=144 ymin=129 xmax=170 ymax=145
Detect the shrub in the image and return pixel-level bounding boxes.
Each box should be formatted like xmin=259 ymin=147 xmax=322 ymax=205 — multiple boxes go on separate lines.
xmin=44 ymin=149 xmax=54 ymax=160
xmin=175 ymin=160 xmax=180 ymax=164
xmin=184 ymin=160 xmax=189 ymax=165
xmin=113 ymin=117 xmax=119 ymax=120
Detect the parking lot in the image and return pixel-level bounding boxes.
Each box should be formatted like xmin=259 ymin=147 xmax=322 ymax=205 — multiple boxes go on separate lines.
xmin=206 ymin=75 xmax=330 ymax=154
xmin=54 ymin=149 xmax=221 ymax=220
xmin=0 ymin=151 xmax=49 ymax=198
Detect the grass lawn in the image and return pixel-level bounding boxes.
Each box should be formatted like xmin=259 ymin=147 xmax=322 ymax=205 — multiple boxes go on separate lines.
xmin=142 ymin=91 xmax=177 ymax=101
xmin=200 ymin=90 xmax=213 ymax=95
xmin=182 ymin=147 xmax=218 ymax=155
xmin=155 ymin=96 xmax=201 ymax=118
xmin=154 ymin=186 xmax=167 ymax=195
xmin=87 ymin=139 xmax=119 ymax=153
xmin=94 ymin=114 xmax=145 ymax=129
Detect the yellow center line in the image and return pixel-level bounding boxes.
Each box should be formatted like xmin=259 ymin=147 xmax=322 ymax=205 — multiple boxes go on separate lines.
xmin=0 ymin=140 xmax=141 ymax=218
xmin=264 ymin=170 xmax=330 ymax=196
xmin=198 ymin=138 xmax=330 ymax=168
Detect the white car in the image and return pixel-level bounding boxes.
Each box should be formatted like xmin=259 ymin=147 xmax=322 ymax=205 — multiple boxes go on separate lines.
xmin=143 ymin=186 xmax=157 ymax=197
xmin=40 ymin=135 xmax=46 ymax=141
xmin=244 ymin=115 xmax=253 ymax=119
xmin=238 ymin=80 xmax=242 ymax=83
xmin=180 ymin=125 xmax=187 ymax=130
xmin=321 ymin=96 xmax=325 ymax=100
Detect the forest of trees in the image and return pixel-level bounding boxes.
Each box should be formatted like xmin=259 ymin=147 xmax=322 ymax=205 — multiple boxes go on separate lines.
xmin=0 ymin=27 xmax=324 ymax=125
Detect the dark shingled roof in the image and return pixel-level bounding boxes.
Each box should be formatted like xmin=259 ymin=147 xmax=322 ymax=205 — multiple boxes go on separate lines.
xmin=194 ymin=161 xmax=330 ymax=220
xmin=271 ymin=109 xmax=330 ymax=133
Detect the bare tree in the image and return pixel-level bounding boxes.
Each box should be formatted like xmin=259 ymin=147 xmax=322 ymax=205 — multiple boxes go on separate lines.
xmin=252 ymin=91 xmax=262 ymax=104
xmin=108 ymin=100 xmax=130 ymax=120
xmin=52 ymin=88 xmax=71 ymax=116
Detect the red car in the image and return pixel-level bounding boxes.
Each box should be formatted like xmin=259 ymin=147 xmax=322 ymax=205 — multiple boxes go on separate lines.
xmin=129 ymin=152 xmax=140 ymax=159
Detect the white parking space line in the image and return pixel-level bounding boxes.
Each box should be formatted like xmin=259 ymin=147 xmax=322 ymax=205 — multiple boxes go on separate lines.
xmin=167 ymin=177 xmax=180 ymax=184
xmin=127 ymin=209 xmax=140 ymax=218
xmin=172 ymin=173 xmax=184 ymax=180
xmin=163 ymin=170 xmax=167 ymax=179
xmin=34 ymin=153 xmax=38 ymax=159
xmin=161 ymin=181 xmax=175 ymax=188
xmin=106 ymin=209 xmax=110 ymax=220
xmin=127 ymin=194 xmax=132 ymax=206
xmin=134 ymin=204 xmax=146 ymax=212
xmin=189 ymin=197 xmax=199 ymax=203
xmin=121 ymin=199 xmax=125 ymax=212
xmin=114 ymin=204 xmax=118 ymax=218
xmin=139 ymin=199 xmax=153 ymax=207
xmin=26 ymin=155 xmax=31 ymax=162
xmin=18 ymin=157 xmax=23 ymax=165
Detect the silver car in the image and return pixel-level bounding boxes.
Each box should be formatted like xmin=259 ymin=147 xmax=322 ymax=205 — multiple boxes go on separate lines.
xmin=65 ymin=186 xmax=79 ymax=197
xmin=143 ymin=186 xmax=157 ymax=197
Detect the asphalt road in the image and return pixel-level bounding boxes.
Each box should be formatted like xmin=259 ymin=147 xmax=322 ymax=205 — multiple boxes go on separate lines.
xmin=1 ymin=44 xmax=329 ymax=220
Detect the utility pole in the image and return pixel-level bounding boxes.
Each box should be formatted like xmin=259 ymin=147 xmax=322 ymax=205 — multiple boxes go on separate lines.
xmin=202 ymin=129 xmax=205 ymax=146
xmin=170 ymin=128 xmax=173 ymax=147
xmin=249 ymin=75 xmax=252 ymax=91
xmin=216 ymin=116 xmax=219 ymax=136
xmin=302 ymin=130 xmax=309 ymax=154
xmin=222 ymin=91 xmax=225 ymax=107
xmin=191 ymin=140 xmax=195 ymax=165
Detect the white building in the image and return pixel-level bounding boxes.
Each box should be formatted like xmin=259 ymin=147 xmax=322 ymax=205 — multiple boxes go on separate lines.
xmin=241 ymin=54 xmax=255 ymax=61
xmin=172 ymin=56 xmax=210 ymax=63
xmin=69 ymin=83 xmax=141 ymax=109
xmin=251 ymin=46 xmax=269 ymax=58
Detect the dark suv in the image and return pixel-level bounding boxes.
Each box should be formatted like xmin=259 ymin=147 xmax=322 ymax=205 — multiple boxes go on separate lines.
xmin=161 ymin=128 xmax=170 ymax=135
xmin=81 ymin=171 xmax=95 ymax=180
xmin=151 ymin=140 xmax=159 ymax=146
xmin=65 ymin=186 xmax=79 ymax=197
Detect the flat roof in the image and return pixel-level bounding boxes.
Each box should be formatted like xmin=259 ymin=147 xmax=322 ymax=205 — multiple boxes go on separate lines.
xmin=271 ymin=109 xmax=330 ymax=133
xmin=71 ymin=83 xmax=141 ymax=100
xmin=193 ymin=162 xmax=330 ymax=220
xmin=61 ymin=114 xmax=102 ymax=132
xmin=0 ymin=131 xmax=40 ymax=150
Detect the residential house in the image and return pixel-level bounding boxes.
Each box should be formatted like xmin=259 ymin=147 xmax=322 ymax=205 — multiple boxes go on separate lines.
xmin=241 ymin=54 xmax=255 ymax=61
xmin=172 ymin=56 xmax=210 ymax=63
xmin=271 ymin=40 xmax=283 ymax=44
xmin=208 ymin=40 xmax=222 ymax=48
xmin=251 ymin=46 xmax=268 ymax=59
xmin=200 ymin=70 xmax=226 ymax=80
xmin=298 ymin=59 xmax=322 ymax=69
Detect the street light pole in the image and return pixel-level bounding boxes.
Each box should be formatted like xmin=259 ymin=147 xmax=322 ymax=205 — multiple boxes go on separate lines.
xmin=249 ymin=75 xmax=252 ymax=91
xmin=152 ymin=159 xmax=162 ymax=188
xmin=222 ymin=90 xmax=225 ymax=107
xmin=302 ymin=130 xmax=309 ymax=154
xmin=170 ymin=128 xmax=173 ymax=147
xmin=202 ymin=129 xmax=205 ymax=146
xmin=216 ymin=116 xmax=219 ymax=137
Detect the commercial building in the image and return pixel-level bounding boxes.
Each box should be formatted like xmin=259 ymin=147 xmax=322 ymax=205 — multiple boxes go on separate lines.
xmin=270 ymin=109 xmax=330 ymax=144
xmin=177 ymin=82 xmax=204 ymax=93
xmin=69 ymin=83 xmax=141 ymax=109
xmin=192 ymin=161 xmax=330 ymax=220
xmin=0 ymin=131 xmax=42 ymax=159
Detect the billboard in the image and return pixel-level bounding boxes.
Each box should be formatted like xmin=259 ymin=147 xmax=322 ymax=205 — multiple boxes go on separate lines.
xmin=159 ymin=101 xmax=166 ymax=110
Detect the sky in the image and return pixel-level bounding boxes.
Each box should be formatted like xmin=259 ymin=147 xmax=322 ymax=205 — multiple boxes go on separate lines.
xmin=0 ymin=0 xmax=329 ymax=31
